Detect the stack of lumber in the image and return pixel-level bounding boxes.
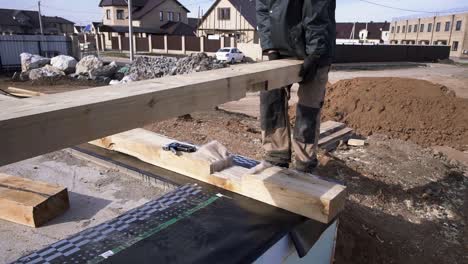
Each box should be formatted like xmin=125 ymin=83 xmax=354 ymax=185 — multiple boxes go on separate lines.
xmin=90 ymin=129 xmax=346 ymax=224
xmin=318 ymin=121 xmax=353 ymax=150
xmin=0 ymin=173 xmax=69 ymax=227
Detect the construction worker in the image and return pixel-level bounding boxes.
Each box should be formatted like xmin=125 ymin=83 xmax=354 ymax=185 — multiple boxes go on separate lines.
xmin=256 ymin=0 xmax=336 ymax=172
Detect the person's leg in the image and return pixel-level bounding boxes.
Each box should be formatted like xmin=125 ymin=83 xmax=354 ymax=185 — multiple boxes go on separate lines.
xmin=292 ymin=66 xmax=329 ymax=172
xmin=260 ymin=87 xmax=291 ymax=167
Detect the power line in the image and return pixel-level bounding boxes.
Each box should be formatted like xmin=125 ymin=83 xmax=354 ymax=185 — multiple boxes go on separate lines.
xmin=357 ymin=0 xmax=439 ymax=14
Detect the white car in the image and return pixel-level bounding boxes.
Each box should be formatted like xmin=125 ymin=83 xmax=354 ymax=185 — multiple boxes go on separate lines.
xmin=216 ymin=47 xmax=245 ymax=64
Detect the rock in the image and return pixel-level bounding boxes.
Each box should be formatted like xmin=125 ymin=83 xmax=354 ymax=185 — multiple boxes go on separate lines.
xmin=51 ymin=55 xmax=77 ymax=73
xmin=20 ymin=53 xmax=50 ymax=72
xmin=89 ymin=61 xmax=118 ymax=79
xmin=20 ymin=71 xmax=30 ymax=81
xmin=348 ymin=138 xmax=367 ymax=146
xmin=28 ymin=65 xmax=65 ymax=80
xmin=75 ymin=55 xmax=103 ymax=75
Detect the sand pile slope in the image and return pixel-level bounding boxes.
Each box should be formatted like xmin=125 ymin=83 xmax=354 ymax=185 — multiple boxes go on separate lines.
xmin=292 ymin=77 xmax=468 ymax=150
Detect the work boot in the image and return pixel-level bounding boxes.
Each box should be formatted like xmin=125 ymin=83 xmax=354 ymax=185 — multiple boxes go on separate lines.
xmin=294 ymin=159 xmax=318 ymax=174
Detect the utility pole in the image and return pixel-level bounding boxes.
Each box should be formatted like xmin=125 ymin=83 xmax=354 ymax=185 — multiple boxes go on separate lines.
xmin=38 ymin=1 xmax=44 ymax=35
xmin=127 ymin=0 xmax=134 ymax=62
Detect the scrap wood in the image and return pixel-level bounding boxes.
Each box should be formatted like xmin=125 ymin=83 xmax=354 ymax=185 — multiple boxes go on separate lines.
xmin=90 ymin=128 xmax=346 ymax=223
xmin=0 ymin=173 xmax=69 ymax=227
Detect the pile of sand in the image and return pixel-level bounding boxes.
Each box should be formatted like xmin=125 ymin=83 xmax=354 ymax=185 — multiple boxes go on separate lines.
xmin=291 ymin=77 xmax=468 ymax=150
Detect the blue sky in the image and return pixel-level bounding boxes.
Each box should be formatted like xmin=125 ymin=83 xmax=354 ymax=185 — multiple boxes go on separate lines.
xmin=2 ymin=0 xmax=467 ymax=25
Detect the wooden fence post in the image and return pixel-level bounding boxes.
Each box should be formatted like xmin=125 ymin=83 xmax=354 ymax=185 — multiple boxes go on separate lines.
xmin=133 ymin=34 xmax=137 ymax=53
xmin=181 ymin=35 xmax=186 ymax=55
xmin=164 ymin=35 xmax=168 ymax=54
xmin=221 ymin=36 xmax=225 ymax=48
xmin=231 ymin=37 xmax=236 ymax=48
xmin=118 ymin=35 xmax=122 ymax=51
xmin=200 ymin=36 xmax=205 ymax=52
xmin=148 ymin=34 xmax=153 ymax=52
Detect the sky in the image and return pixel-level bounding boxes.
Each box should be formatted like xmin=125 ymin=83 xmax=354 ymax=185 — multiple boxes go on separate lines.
xmin=1 ymin=0 xmax=467 ymax=25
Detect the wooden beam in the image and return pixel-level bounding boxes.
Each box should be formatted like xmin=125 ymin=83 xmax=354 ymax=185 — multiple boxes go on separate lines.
xmin=90 ymin=129 xmax=346 ymax=223
xmin=6 ymin=87 xmax=44 ymax=97
xmin=0 ymin=173 xmax=69 ymax=227
xmin=0 ymin=59 xmax=302 ymax=166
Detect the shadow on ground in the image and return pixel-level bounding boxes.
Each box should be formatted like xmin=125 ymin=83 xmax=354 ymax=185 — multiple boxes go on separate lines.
xmin=317 ymin=157 xmax=466 ymax=264
xmin=45 ymin=192 xmax=112 ymax=226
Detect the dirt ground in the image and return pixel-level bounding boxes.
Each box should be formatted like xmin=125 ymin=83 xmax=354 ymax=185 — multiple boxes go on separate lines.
xmin=145 ymin=109 xmax=467 ymax=264
xmin=290 ymin=77 xmax=468 ymax=151
xmin=0 ymin=75 xmax=103 ymax=94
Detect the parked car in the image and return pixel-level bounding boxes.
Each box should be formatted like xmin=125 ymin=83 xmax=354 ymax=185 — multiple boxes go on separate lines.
xmin=216 ymin=47 xmax=245 ymax=64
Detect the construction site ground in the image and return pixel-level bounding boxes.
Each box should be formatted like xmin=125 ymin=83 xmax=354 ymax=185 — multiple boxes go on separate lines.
xmin=0 ymin=62 xmax=467 ymax=264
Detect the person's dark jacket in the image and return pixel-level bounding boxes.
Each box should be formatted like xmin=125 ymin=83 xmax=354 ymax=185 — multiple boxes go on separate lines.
xmin=256 ymin=0 xmax=336 ymax=63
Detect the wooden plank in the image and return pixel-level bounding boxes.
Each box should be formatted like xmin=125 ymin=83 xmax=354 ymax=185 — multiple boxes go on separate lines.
xmin=6 ymin=87 xmax=44 ymax=97
xmin=0 ymin=59 xmax=303 ymax=166
xmin=90 ymin=129 xmax=346 ymax=223
xmin=0 ymin=173 xmax=69 ymax=227
xmin=319 ymin=121 xmax=346 ymax=139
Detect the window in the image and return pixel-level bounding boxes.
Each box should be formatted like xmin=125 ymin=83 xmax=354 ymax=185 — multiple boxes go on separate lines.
xmin=168 ymin=12 xmax=174 ymax=21
xmin=177 ymin=13 xmax=181 ymax=22
xmin=414 ymin=24 xmax=418 ymax=32
xmin=408 ymin=25 xmax=412 ymax=33
xmin=160 ymin=11 xmax=164 ymax=21
xmin=116 ymin=9 xmax=124 ymax=20
xmin=445 ymin=21 xmax=450 ymax=31
xmin=420 ymin=24 xmax=424 ymax=32
xmin=106 ymin=9 xmax=111 ymax=20
xmin=436 ymin=22 xmax=440 ymax=32
xmin=455 ymin=20 xmax=462 ymax=31
xmin=397 ymin=26 xmax=400 ymax=33
xmin=428 ymin=23 xmax=432 ymax=32
xmin=217 ymin=8 xmax=230 ymax=20
xmin=391 ymin=26 xmax=394 ymax=33
xmin=402 ymin=25 xmax=406 ymax=33
xmin=452 ymin=41 xmax=458 ymax=51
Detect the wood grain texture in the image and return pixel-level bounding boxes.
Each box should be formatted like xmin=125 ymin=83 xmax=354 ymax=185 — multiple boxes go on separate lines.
xmin=90 ymin=129 xmax=346 ymax=223
xmin=0 ymin=173 xmax=69 ymax=227
xmin=0 ymin=59 xmax=302 ymax=166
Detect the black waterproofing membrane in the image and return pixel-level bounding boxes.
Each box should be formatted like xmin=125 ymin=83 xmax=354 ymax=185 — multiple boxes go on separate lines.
xmin=13 ymin=144 xmax=333 ymax=264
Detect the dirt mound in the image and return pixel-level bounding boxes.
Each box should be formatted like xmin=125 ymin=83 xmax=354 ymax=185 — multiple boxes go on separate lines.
xmin=292 ymin=77 xmax=468 ymax=150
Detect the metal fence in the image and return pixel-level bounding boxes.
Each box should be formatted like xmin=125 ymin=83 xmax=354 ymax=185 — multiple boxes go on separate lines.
xmin=334 ymin=44 xmax=450 ymax=63
xmin=0 ymin=35 xmax=72 ymax=71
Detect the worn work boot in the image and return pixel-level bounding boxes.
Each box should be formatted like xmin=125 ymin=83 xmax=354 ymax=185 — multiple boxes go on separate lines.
xmin=294 ymin=159 xmax=318 ymax=174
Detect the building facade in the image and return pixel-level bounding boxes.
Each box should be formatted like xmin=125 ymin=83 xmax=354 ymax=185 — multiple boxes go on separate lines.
xmin=197 ymin=0 xmax=258 ymax=44
xmin=389 ymin=12 xmax=468 ymax=58
xmin=98 ymin=0 xmax=194 ymax=49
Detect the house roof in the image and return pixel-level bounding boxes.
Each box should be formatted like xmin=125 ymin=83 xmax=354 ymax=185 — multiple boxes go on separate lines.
xmin=336 ymin=22 xmax=390 ymax=40
xmin=99 ymin=0 xmax=148 ymax=7
xmin=187 ymin=17 xmax=200 ymax=28
xmin=200 ymin=0 xmax=257 ymax=28
xmin=0 ymin=8 xmax=74 ymax=29
xmin=160 ymin=21 xmax=196 ymax=35
xmin=132 ymin=0 xmax=190 ymax=19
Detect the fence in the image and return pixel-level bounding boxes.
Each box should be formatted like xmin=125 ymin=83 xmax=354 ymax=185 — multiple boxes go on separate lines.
xmin=334 ymin=44 xmax=450 ymax=63
xmin=0 ymin=35 xmax=73 ymax=71
xmin=105 ymin=34 xmax=236 ymax=55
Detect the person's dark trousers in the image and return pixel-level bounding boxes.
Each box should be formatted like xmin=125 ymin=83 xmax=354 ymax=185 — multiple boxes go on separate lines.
xmin=260 ymin=62 xmax=329 ymax=172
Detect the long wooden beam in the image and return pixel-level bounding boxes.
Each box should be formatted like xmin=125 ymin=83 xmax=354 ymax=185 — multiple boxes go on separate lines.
xmin=90 ymin=129 xmax=346 ymax=223
xmin=0 ymin=60 xmax=302 ymax=166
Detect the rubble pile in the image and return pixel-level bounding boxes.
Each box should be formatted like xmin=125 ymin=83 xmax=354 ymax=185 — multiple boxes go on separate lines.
xmin=127 ymin=56 xmax=177 ymax=80
xmin=50 ymin=55 xmax=77 ymax=74
xmin=125 ymin=53 xmax=227 ymax=82
xmin=173 ymin=53 xmax=227 ymax=75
